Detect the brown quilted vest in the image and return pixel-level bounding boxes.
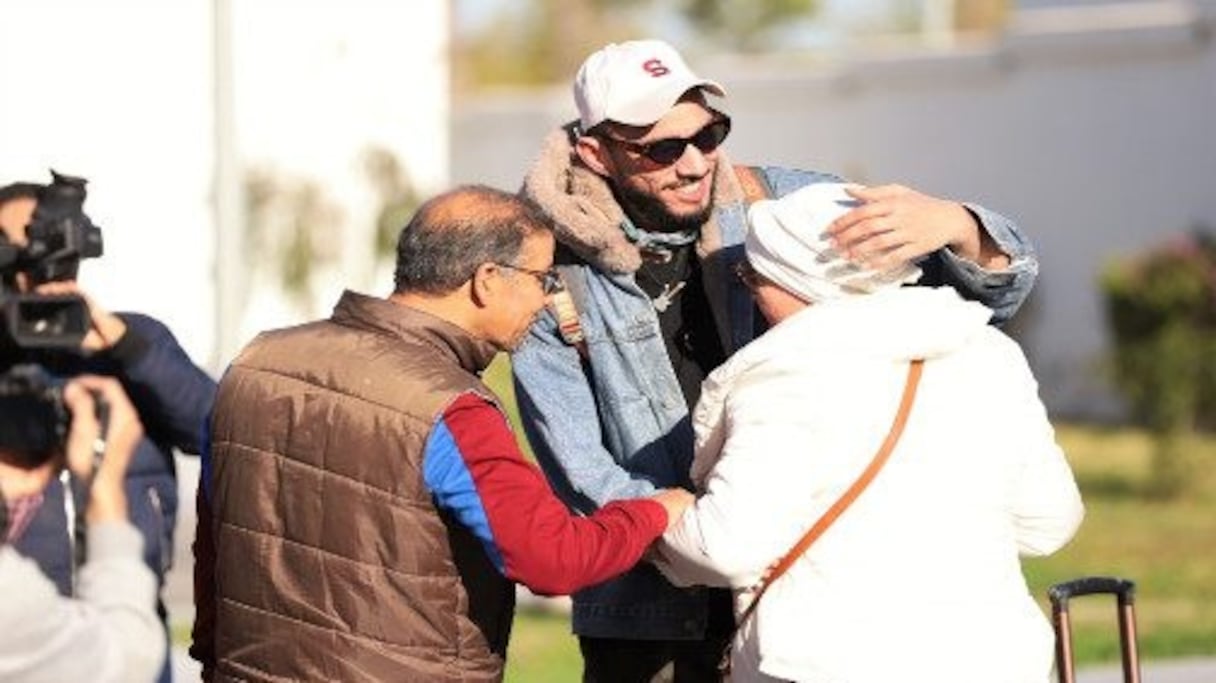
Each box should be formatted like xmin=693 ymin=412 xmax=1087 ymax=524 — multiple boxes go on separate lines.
xmin=210 ymin=291 xmax=513 ymax=682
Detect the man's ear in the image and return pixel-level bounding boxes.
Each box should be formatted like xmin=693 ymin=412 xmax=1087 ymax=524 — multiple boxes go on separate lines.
xmin=469 ymin=262 xmax=499 ymax=308
xmin=574 ymin=135 xmax=613 ymax=178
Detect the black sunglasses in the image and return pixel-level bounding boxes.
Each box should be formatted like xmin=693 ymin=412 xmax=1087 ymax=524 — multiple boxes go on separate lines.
xmin=495 ymin=262 xmax=564 ymax=295
xmin=599 ymin=117 xmax=732 ymax=166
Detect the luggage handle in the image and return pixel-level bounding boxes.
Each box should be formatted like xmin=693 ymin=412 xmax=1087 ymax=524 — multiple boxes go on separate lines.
xmin=1049 ymin=576 xmax=1141 ymax=683
xmin=1049 ymin=576 xmax=1136 ymax=608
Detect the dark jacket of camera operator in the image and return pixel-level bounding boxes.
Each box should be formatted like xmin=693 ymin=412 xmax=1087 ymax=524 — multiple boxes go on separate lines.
xmin=2 ymin=176 xmax=218 ymax=682
xmin=13 ymin=314 xmax=216 ymax=636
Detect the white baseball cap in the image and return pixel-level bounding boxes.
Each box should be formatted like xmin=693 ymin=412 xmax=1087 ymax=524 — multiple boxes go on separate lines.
xmin=574 ymin=39 xmax=726 ymax=131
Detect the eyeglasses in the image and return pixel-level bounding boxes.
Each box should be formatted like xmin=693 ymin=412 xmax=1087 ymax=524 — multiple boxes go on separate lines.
xmin=495 ymin=262 xmax=564 ymax=295
xmin=598 ymin=117 xmax=732 ymax=166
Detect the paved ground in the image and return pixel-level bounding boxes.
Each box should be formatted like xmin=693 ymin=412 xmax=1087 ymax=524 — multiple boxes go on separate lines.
xmin=166 ymin=457 xmax=1216 ymax=682
xmin=1078 ymin=657 xmax=1216 ymax=683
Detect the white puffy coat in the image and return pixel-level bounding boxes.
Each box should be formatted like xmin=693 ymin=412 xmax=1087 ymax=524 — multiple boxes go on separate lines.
xmin=654 ymin=286 xmax=1084 ymax=683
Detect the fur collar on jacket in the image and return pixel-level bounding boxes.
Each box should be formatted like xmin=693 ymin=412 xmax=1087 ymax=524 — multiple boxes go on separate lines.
xmin=521 ymin=124 xmax=749 ymax=274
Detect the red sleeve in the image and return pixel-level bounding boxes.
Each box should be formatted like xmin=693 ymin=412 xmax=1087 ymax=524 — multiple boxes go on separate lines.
xmin=439 ymin=393 xmax=668 ymax=595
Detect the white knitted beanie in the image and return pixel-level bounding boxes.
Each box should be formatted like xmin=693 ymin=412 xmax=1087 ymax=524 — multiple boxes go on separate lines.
xmin=745 ymin=183 xmax=922 ymax=303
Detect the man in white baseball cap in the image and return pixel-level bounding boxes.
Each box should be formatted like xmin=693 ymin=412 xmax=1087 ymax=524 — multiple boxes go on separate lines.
xmin=513 ymin=37 xmax=1041 ymax=681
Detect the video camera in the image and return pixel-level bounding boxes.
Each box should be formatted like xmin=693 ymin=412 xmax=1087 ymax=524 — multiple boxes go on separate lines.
xmin=0 ymin=171 xmax=103 ymax=461
xmin=1 ymin=170 xmax=103 ymax=353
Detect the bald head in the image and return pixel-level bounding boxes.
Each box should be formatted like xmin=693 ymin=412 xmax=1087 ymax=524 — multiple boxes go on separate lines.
xmin=393 ymin=185 xmax=555 ymax=296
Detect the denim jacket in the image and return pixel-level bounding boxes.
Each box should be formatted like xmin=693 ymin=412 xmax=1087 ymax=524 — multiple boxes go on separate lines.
xmin=512 ymin=127 xmax=1038 ymax=639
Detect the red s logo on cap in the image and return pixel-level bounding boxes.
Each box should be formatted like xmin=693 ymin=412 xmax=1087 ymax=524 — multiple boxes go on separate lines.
xmin=642 ymin=58 xmax=670 ymax=78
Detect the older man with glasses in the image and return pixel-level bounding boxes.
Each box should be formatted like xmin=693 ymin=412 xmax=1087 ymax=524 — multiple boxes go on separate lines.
xmin=511 ymin=38 xmax=1041 ymax=681
xmin=196 ymin=186 xmax=693 ymax=682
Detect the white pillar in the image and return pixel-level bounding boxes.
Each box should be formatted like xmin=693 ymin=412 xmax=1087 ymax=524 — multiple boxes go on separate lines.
xmin=924 ymin=0 xmax=958 ymax=46
xmin=211 ymin=0 xmax=246 ymax=371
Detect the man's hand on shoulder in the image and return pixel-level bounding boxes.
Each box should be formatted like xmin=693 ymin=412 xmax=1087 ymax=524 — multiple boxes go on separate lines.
xmin=827 ymin=184 xmax=1010 ymax=271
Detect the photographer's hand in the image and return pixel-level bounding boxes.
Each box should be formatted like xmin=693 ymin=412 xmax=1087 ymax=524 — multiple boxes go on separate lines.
xmin=33 ymin=281 xmax=127 ymax=351
xmin=62 ymin=376 xmax=143 ymax=523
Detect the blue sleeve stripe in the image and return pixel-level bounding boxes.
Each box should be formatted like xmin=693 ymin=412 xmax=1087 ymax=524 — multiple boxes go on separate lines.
xmin=422 ymin=417 xmax=506 ymax=574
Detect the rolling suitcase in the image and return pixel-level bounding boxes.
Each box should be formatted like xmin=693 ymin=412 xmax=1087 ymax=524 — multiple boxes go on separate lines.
xmin=1048 ymin=576 xmax=1141 ymax=683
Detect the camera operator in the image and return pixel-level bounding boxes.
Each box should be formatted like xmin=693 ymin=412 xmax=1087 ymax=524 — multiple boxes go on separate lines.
xmin=1 ymin=375 xmax=165 ymax=682
xmin=0 ymin=179 xmax=217 ymax=683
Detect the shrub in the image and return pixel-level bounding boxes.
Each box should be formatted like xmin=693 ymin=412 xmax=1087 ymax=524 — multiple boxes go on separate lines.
xmin=1100 ymin=230 xmax=1216 ymax=496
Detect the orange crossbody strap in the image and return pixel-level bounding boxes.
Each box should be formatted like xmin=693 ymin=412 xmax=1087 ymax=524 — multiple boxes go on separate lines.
xmin=734 ymin=164 xmax=773 ymax=206
xmin=549 ymin=282 xmax=588 ymax=359
xmin=734 ymin=358 xmax=925 ymax=630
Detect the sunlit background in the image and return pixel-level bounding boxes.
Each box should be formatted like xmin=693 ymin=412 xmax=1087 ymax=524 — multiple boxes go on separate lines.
xmin=4 ymin=0 xmax=1212 ymax=418
xmin=3 ymin=1 xmax=1215 ymax=679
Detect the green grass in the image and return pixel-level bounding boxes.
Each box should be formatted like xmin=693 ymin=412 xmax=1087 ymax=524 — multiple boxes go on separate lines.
xmin=485 ymin=354 xmax=534 ymax=458
xmin=1023 ymin=425 xmax=1216 ymax=666
xmin=172 ymin=621 xmax=193 ymax=647
xmin=505 ymin=606 xmax=581 ymax=683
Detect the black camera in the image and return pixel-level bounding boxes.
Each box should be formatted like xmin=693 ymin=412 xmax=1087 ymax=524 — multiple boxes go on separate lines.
xmin=1 ymin=171 xmax=104 ymax=459
xmin=1 ymin=170 xmax=103 ymax=353
xmin=0 ymin=364 xmax=68 ymax=467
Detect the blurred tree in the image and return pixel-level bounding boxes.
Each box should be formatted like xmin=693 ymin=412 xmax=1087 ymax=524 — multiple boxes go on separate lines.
xmin=361 ymin=146 xmax=422 ymax=264
xmin=454 ymin=0 xmax=647 ymax=90
xmin=453 ymin=0 xmax=828 ymax=89
xmin=453 ymin=0 xmax=1015 ymax=91
xmin=679 ymin=0 xmax=818 ymax=52
xmin=1101 ymin=229 xmax=1216 ymax=498
xmin=954 ymin=0 xmax=1009 ymax=33
xmin=244 ymin=168 xmax=343 ymax=313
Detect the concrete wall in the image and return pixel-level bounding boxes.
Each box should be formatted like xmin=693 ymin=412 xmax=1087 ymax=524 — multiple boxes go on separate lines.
xmin=450 ymin=0 xmax=1216 ymax=419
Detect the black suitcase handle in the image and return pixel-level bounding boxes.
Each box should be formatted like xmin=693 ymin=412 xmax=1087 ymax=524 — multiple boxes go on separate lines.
xmin=1050 ymin=576 xmax=1136 ymax=607
xmin=1049 ymin=576 xmax=1141 ymax=683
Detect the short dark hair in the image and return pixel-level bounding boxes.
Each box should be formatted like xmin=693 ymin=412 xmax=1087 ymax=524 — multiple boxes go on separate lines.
xmin=0 ymin=182 xmax=41 ymax=210
xmin=393 ymin=185 xmax=555 ymax=295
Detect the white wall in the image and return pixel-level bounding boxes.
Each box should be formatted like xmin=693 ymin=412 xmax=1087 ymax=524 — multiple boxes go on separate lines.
xmin=3 ymin=0 xmax=451 ymax=647
xmin=450 ymin=0 xmax=1216 ymax=419
xmin=1 ymin=0 xmax=216 ymax=365
xmin=227 ymin=0 xmax=450 ymax=361
xmin=1 ymin=0 xmax=450 ymax=372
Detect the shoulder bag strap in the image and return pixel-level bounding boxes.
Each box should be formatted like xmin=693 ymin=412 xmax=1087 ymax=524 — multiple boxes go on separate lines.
xmin=734 ymin=358 xmax=925 ymax=630
xmin=549 ymin=283 xmax=588 ymax=360
xmin=734 ymin=164 xmax=774 ymax=205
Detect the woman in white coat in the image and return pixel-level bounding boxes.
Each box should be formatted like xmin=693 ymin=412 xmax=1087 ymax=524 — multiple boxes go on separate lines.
xmin=653 ymin=183 xmax=1084 ymax=683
